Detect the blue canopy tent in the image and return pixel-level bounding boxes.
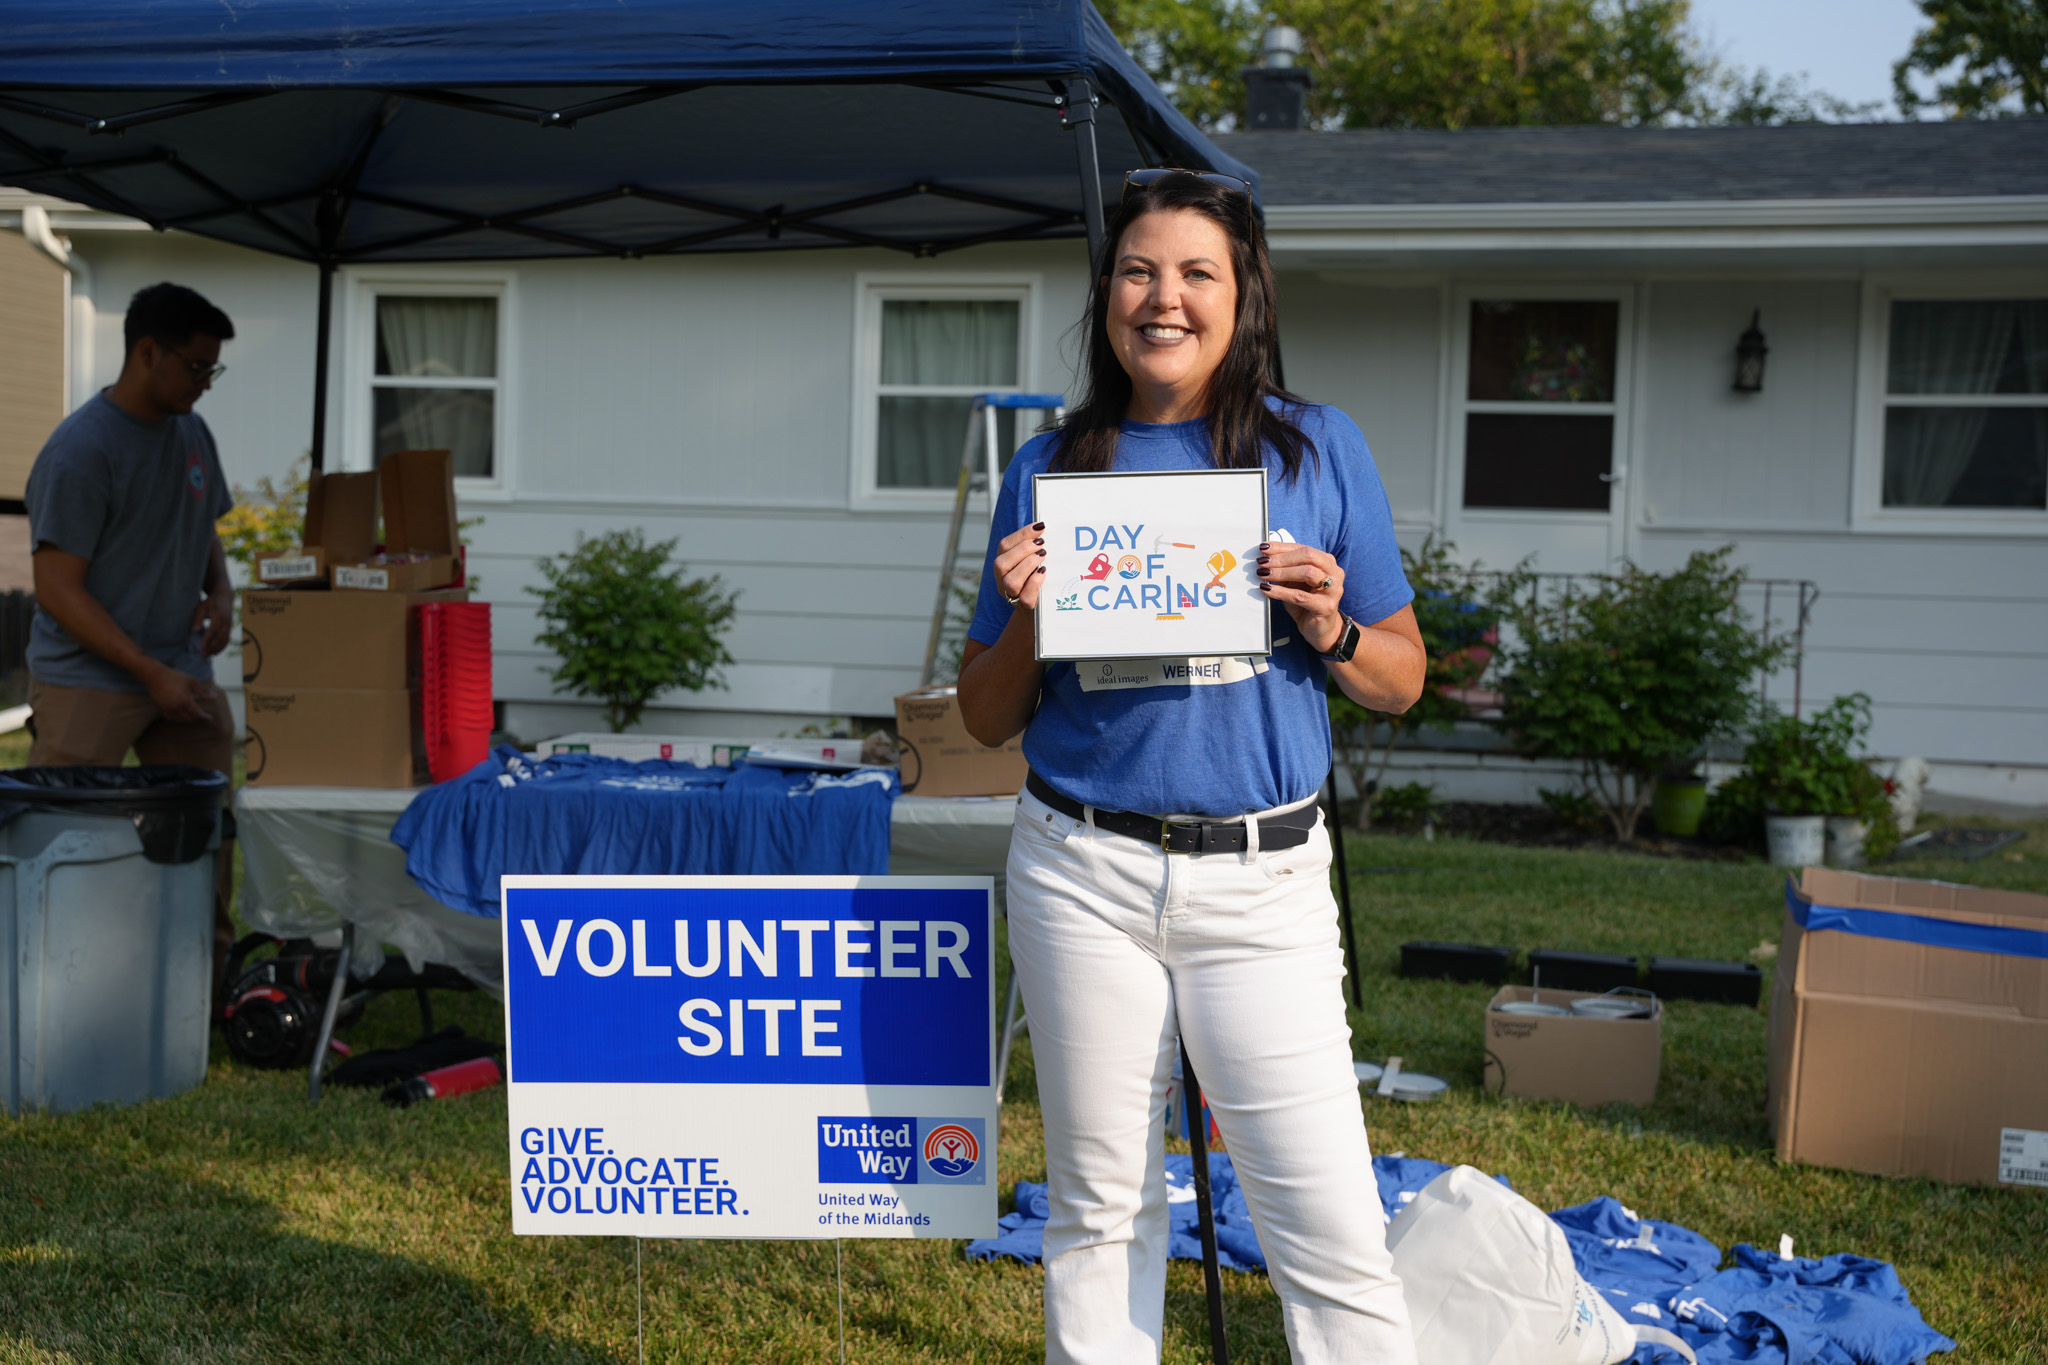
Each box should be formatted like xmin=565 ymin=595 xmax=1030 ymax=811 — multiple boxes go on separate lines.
xmin=0 ymin=0 xmax=1255 ymax=465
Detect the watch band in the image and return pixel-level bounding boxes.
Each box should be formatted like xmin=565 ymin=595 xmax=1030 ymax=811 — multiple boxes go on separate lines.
xmin=1318 ymin=617 xmax=1361 ymax=664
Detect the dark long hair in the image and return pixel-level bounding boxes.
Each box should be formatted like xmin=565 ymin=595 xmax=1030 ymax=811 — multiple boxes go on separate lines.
xmin=1049 ymin=171 xmax=1316 ymax=480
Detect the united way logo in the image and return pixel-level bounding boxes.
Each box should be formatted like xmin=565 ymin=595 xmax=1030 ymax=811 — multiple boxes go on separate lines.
xmin=918 ymin=1117 xmax=985 ymax=1185
xmin=185 ymin=452 xmax=208 ymax=500
xmin=1116 ymin=555 xmax=1142 ymax=580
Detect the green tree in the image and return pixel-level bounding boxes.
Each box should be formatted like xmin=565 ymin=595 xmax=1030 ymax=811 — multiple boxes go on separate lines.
xmin=529 ymin=529 xmax=738 ymax=732
xmin=1100 ymin=0 xmax=1864 ymax=130
xmin=1098 ymin=0 xmax=1266 ymax=130
xmin=1283 ymin=0 xmax=1697 ymax=129
xmin=1895 ymin=0 xmax=2048 ymax=117
xmin=1495 ymin=548 xmax=1788 ymax=842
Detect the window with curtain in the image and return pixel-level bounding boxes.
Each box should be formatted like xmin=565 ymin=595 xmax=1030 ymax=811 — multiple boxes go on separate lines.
xmin=1883 ymin=299 xmax=2048 ymax=510
xmin=372 ymin=294 xmax=499 ymax=479
xmin=1461 ymin=299 xmax=1620 ymax=511
xmin=874 ymin=298 xmax=1022 ymax=489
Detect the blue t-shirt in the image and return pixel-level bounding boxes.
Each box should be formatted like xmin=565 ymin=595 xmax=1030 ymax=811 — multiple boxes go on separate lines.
xmin=967 ymin=404 xmax=1411 ymax=817
xmin=25 ymin=393 xmax=232 ymax=692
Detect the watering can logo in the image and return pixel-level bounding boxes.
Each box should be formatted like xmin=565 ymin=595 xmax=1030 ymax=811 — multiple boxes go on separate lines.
xmin=1205 ymin=549 xmax=1237 ymax=588
xmin=1082 ymin=553 xmax=1112 ymax=581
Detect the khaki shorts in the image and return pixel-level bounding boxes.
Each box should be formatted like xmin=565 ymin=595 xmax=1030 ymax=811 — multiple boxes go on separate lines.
xmin=28 ymin=675 xmax=237 ymax=775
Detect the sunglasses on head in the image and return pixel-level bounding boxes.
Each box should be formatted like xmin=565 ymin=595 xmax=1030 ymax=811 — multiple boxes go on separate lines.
xmin=1120 ymin=167 xmax=1254 ymax=202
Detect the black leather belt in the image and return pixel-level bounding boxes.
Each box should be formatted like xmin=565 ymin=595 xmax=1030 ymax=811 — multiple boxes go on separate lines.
xmin=1025 ymin=772 xmax=1318 ymax=854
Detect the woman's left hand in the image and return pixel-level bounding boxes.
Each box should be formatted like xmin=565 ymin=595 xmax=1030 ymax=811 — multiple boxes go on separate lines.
xmin=1255 ymin=540 xmax=1348 ymax=655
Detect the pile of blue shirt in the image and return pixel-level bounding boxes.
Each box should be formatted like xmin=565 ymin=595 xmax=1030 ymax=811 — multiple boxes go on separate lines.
xmin=390 ymin=747 xmax=899 ymax=916
xmin=966 ymin=1154 xmax=1957 ymax=1365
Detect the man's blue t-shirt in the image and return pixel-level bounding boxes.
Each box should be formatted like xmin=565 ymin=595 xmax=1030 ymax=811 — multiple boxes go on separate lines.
xmin=967 ymin=404 xmax=1412 ymax=817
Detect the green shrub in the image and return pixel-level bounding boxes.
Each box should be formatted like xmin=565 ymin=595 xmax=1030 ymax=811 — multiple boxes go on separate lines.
xmin=1372 ymin=780 xmax=1439 ymax=827
xmin=1538 ymin=785 xmax=1605 ymax=834
xmin=1329 ymin=535 xmax=1521 ymax=830
xmin=1496 ymin=547 xmax=1788 ymax=843
xmin=529 ymin=529 xmax=738 ymax=732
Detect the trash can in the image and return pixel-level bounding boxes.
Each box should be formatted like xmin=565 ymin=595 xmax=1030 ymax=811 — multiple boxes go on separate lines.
xmin=0 ymin=765 xmax=228 ymax=1115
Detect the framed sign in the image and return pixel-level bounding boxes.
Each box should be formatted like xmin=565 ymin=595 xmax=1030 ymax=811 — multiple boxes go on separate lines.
xmin=502 ymin=875 xmax=997 ymax=1240
xmin=1032 ymin=468 xmax=1270 ymax=662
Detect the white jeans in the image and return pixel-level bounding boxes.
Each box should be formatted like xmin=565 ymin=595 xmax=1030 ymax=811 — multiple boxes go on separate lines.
xmin=1006 ymin=787 xmax=1417 ymax=1365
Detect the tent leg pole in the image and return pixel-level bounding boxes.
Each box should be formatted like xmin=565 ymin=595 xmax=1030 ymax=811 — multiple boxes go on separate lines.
xmin=1064 ymin=79 xmax=1106 ymax=266
xmin=1325 ymin=765 xmax=1362 ymax=1010
xmin=1179 ymin=1039 xmax=1230 ymax=1365
xmin=310 ymin=258 xmax=335 ymax=472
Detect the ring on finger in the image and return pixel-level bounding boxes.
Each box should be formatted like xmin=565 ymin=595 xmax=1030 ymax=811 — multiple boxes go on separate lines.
xmin=1003 ymin=589 xmax=1022 ymax=606
xmin=1317 ymin=575 xmax=1333 ymax=591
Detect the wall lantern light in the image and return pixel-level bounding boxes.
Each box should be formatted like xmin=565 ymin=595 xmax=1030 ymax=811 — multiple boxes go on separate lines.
xmin=1733 ymin=310 xmax=1768 ymax=393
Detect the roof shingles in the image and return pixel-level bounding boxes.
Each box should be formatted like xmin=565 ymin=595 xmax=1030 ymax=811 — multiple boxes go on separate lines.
xmin=1213 ymin=121 xmax=2048 ymax=206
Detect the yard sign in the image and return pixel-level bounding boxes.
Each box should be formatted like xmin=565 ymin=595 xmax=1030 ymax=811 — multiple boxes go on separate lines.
xmin=1033 ymin=468 xmax=1271 ymax=662
xmin=502 ymin=875 xmax=996 ymax=1240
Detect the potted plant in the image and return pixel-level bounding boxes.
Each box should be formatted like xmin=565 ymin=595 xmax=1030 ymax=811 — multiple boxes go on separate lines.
xmin=1726 ymin=695 xmax=1892 ymax=867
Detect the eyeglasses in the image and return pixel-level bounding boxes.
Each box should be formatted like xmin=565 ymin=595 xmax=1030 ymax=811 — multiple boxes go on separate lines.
xmin=168 ymin=347 xmax=227 ymax=384
xmin=1121 ymin=167 xmax=1254 ymax=202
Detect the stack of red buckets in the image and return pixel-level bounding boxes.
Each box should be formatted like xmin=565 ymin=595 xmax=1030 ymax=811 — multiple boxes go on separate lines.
xmin=418 ymin=601 xmax=493 ymax=783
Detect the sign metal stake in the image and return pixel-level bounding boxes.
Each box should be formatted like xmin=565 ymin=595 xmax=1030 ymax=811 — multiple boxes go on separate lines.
xmin=836 ymin=1238 xmax=848 ymax=1365
xmin=635 ymin=1237 xmax=644 ymax=1365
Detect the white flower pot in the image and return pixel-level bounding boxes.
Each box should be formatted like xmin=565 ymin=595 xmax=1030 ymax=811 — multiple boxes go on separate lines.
xmin=1766 ymin=814 xmax=1826 ymax=868
xmin=1825 ymin=817 xmax=1867 ymax=869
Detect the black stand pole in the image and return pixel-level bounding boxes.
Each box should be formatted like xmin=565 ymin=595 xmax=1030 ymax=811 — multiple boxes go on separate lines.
xmin=1063 ymin=78 xmax=1106 ymax=268
xmin=1178 ymin=1038 xmax=1230 ymax=1365
xmin=1324 ymin=765 xmax=1362 ymax=1009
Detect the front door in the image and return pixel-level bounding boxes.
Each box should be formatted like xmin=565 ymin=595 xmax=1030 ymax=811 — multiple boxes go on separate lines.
xmin=1442 ymin=287 xmax=1633 ymax=576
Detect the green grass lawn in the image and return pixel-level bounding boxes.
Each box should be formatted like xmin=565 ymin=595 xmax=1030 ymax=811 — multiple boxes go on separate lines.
xmin=1 ymin=787 xmax=2044 ymax=1362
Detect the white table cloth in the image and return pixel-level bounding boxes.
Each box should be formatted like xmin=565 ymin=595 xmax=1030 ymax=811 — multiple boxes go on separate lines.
xmin=235 ymin=786 xmax=1018 ymax=992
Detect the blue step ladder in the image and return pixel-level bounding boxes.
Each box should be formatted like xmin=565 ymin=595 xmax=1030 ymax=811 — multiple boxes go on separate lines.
xmin=919 ymin=392 xmax=1066 ymax=689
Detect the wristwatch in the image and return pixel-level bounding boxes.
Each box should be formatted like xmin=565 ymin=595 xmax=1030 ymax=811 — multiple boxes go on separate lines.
xmin=1318 ymin=617 xmax=1361 ymax=664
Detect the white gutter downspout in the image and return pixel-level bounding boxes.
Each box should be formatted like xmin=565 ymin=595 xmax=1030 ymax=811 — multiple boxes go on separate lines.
xmin=20 ymin=204 xmax=93 ymax=412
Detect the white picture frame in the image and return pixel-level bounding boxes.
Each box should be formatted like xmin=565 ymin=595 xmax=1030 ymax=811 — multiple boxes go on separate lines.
xmin=1031 ymin=468 xmax=1272 ymax=662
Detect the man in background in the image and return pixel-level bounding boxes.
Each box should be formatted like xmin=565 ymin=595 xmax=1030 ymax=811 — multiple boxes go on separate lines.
xmin=26 ymin=281 xmax=238 ymax=992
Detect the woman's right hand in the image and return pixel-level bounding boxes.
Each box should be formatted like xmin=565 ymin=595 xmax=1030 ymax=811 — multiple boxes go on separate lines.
xmin=992 ymin=520 xmax=1048 ymax=611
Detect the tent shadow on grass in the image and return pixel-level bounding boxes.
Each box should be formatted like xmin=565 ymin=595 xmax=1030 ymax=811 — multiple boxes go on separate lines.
xmin=0 ymin=1139 xmax=603 ymax=1364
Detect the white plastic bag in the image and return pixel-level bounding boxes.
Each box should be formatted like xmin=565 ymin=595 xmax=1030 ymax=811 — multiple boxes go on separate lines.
xmin=1387 ymin=1165 xmax=1636 ymax=1365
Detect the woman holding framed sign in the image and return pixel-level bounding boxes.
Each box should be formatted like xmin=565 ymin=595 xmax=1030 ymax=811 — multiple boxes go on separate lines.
xmin=957 ymin=171 xmax=1425 ymax=1365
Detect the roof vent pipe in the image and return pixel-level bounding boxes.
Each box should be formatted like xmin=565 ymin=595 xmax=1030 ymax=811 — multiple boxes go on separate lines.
xmin=1243 ymin=27 xmax=1312 ymax=130
xmin=1261 ymin=26 xmax=1303 ymax=69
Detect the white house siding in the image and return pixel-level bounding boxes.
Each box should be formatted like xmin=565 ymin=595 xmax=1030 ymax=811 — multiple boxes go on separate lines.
xmin=1268 ymin=268 xmax=2048 ymax=806
xmin=55 ymin=230 xmax=1092 ymax=738
xmin=1273 ymin=277 xmax=1441 ymax=529
xmin=26 ymin=219 xmax=2048 ymax=807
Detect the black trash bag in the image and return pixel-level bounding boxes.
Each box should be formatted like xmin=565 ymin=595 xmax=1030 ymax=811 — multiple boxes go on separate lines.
xmin=327 ymin=1026 xmax=501 ymax=1089
xmin=0 ymin=764 xmax=228 ymax=863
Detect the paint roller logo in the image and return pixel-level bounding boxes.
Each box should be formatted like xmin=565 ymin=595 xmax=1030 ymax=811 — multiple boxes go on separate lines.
xmin=1205 ymin=549 xmax=1237 ymax=588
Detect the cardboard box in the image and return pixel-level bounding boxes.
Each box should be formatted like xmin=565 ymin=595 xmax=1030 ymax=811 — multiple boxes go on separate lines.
xmin=894 ymin=688 xmax=1027 ymax=797
xmin=243 ymin=687 xmax=424 ymax=788
xmin=1769 ymin=868 xmax=2048 ymax=1187
xmin=329 ymin=448 xmax=460 ymax=593
xmin=1482 ymin=986 xmax=1662 ymax=1107
xmin=241 ymin=586 xmax=467 ymax=691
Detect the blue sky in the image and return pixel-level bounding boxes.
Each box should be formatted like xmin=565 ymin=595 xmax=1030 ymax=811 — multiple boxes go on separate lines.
xmin=1686 ymin=0 xmax=1930 ymax=112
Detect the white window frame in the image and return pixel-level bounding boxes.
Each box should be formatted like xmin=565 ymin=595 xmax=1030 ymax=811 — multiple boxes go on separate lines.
xmin=1852 ymin=271 xmax=2048 ymax=535
xmin=849 ymin=272 xmax=1041 ymax=511
xmin=1442 ymin=281 xmax=1635 ymax=529
xmin=339 ymin=268 xmax=517 ymax=500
